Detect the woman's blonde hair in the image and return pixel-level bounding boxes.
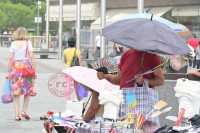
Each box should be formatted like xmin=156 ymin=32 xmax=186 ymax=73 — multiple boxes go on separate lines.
xmin=12 ymin=27 xmax=29 ymax=40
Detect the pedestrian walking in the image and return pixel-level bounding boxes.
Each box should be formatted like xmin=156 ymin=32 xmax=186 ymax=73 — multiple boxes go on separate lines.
xmin=112 ymin=42 xmax=126 ymax=56
xmin=188 ymin=34 xmax=199 ymax=68
xmin=94 ymin=31 xmax=101 ymax=59
xmin=63 ymin=37 xmax=82 ymax=68
xmin=63 ymin=37 xmax=83 ymax=101
xmin=6 ymin=27 xmax=36 ymax=121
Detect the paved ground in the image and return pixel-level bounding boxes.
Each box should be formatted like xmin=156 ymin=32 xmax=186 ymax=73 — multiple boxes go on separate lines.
xmin=0 ymin=47 xmax=91 ymax=133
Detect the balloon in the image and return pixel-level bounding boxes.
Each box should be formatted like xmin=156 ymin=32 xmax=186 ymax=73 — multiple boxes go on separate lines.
xmin=126 ymin=92 xmax=137 ymax=107
xmin=128 ymin=99 xmax=137 ymax=108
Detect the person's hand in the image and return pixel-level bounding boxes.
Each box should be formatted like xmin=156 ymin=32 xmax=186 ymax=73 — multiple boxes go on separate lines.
xmin=187 ymin=69 xmax=200 ymax=77
xmin=6 ymin=72 xmax=11 ymax=79
xmin=97 ymin=72 xmax=105 ymax=80
xmin=134 ymin=74 xmax=144 ymax=85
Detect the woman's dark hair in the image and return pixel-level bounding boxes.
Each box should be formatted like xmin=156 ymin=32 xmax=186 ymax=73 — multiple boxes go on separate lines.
xmin=68 ymin=37 xmax=76 ymax=47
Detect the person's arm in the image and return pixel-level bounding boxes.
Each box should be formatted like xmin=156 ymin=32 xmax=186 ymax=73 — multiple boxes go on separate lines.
xmin=115 ymin=43 xmax=120 ymax=52
xmin=83 ymin=91 xmax=100 ymax=120
xmin=97 ymin=69 xmax=122 ymax=85
xmin=188 ymin=69 xmax=200 ymax=77
xmin=63 ymin=50 xmax=67 ymax=63
xmin=134 ymin=68 xmax=164 ymax=86
xmin=123 ymin=46 xmax=126 ymax=50
xmin=64 ymin=55 xmax=67 ymax=63
xmin=77 ymin=54 xmax=82 ymax=66
xmin=112 ymin=43 xmax=115 ymax=49
xmin=6 ymin=52 xmax=14 ymax=79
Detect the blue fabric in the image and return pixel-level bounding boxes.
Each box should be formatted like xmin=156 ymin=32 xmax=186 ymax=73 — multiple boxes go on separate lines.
xmin=197 ymin=60 xmax=200 ymax=69
xmin=118 ymin=13 xmax=181 ymax=31
xmin=51 ymin=116 xmax=68 ymax=122
xmin=1 ymin=79 xmax=13 ymax=104
xmin=78 ymin=83 xmax=88 ymax=98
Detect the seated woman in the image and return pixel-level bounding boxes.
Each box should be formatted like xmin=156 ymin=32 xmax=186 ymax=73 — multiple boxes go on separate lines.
xmin=82 ymin=67 xmax=110 ymax=120
xmin=82 ymin=86 xmax=101 ymax=120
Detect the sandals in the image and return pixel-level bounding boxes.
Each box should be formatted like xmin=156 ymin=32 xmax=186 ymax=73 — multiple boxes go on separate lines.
xmin=21 ymin=111 xmax=30 ymax=120
xmin=15 ymin=116 xmax=21 ymax=121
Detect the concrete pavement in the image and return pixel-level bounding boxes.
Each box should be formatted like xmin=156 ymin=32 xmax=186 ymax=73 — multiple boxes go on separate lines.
xmin=0 ymin=47 xmax=91 ymax=133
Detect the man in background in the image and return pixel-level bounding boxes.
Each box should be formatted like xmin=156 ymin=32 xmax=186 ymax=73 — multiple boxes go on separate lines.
xmin=112 ymin=42 xmax=126 ymax=56
xmin=94 ymin=31 xmax=101 ymax=59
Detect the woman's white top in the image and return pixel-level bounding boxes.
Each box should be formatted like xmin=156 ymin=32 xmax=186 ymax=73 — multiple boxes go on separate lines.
xmin=10 ymin=41 xmax=33 ymax=60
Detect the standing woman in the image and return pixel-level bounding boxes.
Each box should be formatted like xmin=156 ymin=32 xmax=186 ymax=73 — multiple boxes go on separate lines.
xmin=63 ymin=37 xmax=82 ymax=68
xmin=63 ymin=37 xmax=82 ymax=100
xmin=6 ymin=27 xmax=36 ymax=121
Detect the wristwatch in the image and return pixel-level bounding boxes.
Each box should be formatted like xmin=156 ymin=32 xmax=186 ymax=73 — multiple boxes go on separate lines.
xmin=136 ymin=82 xmax=143 ymax=87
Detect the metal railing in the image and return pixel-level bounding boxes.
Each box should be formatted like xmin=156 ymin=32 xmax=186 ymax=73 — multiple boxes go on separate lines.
xmin=29 ymin=36 xmax=59 ymax=50
xmin=0 ymin=35 xmax=12 ymax=47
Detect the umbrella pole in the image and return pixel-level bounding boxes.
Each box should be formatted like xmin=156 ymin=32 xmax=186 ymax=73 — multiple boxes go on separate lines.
xmin=136 ymin=51 xmax=145 ymax=86
xmin=139 ymin=51 xmax=145 ymax=74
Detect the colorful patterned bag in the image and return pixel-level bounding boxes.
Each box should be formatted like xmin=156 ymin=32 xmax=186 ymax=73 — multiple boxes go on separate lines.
xmin=1 ymin=79 xmax=13 ymax=104
xmin=121 ymin=79 xmax=159 ymax=124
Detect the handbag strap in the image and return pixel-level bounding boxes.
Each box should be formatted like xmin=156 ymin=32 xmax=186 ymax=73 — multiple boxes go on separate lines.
xmin=73 ymin=48 xmax=77 ymax=57
xmin=25 ymin=40 xmax=29 ymax=58
xmin=24 ymin=40 xmax=33 ymax=67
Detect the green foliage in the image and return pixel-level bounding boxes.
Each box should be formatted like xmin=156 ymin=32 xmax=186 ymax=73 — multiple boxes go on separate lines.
xmin=0 ymin=1 xmax=46 ymax=35
xmin=0 ymin=10 xmax=8 ymax=33
xmin=50 ymin=21 xmax=73 ymax=33
xmin=9 ymin=0 xmax=46 ymax=7
xmin=0 ymin=2 xmax=33 ymax=33
xmin=0 ymin=0 xmax=73 ymax=35
xmin=32 ymin=1 xmax=46 ymax=35
xmin=0 ymin=0 xmax=10 ymax=3
xmin=10 ymin=0 xmax=35 ymax=6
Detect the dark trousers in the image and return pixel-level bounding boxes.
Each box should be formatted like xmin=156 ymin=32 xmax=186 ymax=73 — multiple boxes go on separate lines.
xmin=94 ymin=47 xmax=100 ymax=59
xmin=197 ymin=60 xmax=200 ymax=69
xmin=189 ymin=56 xmax=196 ymax=68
